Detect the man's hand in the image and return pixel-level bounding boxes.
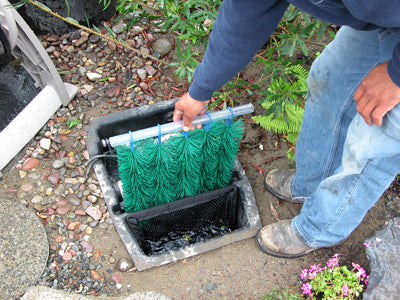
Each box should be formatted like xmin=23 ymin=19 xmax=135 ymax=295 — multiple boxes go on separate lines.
xmin=354 ymin=61 xmax=400 ymax=126
xmin=173 ymin=93 xmax=210 ymax=131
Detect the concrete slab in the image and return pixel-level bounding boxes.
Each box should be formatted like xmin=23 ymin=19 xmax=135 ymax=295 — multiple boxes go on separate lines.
xmin=0 ymin=199 xmax=48 ymax=299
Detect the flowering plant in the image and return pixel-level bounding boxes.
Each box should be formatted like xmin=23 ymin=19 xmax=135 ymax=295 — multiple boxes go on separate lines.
xmin=300 ymin=254 xmax=368 ymax=299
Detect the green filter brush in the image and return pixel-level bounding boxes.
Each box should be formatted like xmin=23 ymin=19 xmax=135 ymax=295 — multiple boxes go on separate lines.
xmin=111 ymin=105 xmax=252 ymax=213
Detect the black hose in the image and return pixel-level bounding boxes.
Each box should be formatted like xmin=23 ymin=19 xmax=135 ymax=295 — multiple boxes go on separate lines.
xmin=0 ymin=27 xmax=11 ymax=70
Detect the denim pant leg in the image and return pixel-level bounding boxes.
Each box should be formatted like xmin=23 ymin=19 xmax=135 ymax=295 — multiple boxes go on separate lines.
xmin=291 ymin=27 xmax=400 ymax=246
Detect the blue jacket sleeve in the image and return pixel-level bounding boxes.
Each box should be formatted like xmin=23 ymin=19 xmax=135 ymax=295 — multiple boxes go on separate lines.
xmin=188 ymin=0 xmax=289 ymax=101
xmin=387 ymin=32 xmax=400 ymax=88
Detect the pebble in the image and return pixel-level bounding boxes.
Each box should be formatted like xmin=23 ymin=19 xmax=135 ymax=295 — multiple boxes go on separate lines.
xmin=31 ymin=195 xmax=43 ymax=204
xmin=80 ymin=241 xmax=94 ymax=253
xmin=46 ymin=46 xmax=56 ymax=53
xmin=111 ymin=272 xmax=123 ymax=284
xmin=139 ymin=82 xmax=148 ymax=91
xmin=145 ymin=65 xmax=157 ymax=76
xmin=86 ymin=72 xmax=102 ymax=81
xmin=87 ymin=195 xmax=98 ymax=204
xmin=21 ymin=184 xmax=33 ymax=191
xmin=67 ymin=195 xmax=81 ymax=206
xmin=137 ymin=69 xmax=148 ymax=80
xmin=23 ymin=157 xmax=40 ymax=170
xmin=46 ymin=34 xmax=59 ymax=42
xmin=90 ymin=270 xmax=102 ymax=280
xmin=112 ymin=23 xmax=126 ymax=34
xmin=152 ymin=38 xmax=173 ymax=55
xmin=56 ymin=206 xmax=71 ymax=216
xmin=117 ymin=257 xmax=134 ymax=272
xmin=65 ymin=178 xmax=79 ymax=185
xmin=68 ymin=221 xmax=81 ymax=230
xmin=47 ymin=173 xmax=60 ymax=184
xmin=75 ymin=209 xmax=86 ymax=216
xmin=106 ymin=86 xmax=121 ymax=98
xmin=62 ymin=251 xmax=73 ymax=261
xmin=52 ymin=159 xmax=65 ymax=169
xmin=85 ymin=206 xmax=102 ymax=220
xmin=69 ymin=30 xmax=81 ymax=41
xmin=75 ymin=35 xmax=88 ymax=47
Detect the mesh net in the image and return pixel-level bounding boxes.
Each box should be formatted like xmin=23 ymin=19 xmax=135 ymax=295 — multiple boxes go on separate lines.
xmin=117 ymin=118 xmax=244 ymax=212
xmin=125 ymin=184 xmax=239 ymax=256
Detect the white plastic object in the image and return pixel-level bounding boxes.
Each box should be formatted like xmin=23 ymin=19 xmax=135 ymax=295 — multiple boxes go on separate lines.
xmin=105 ymin=103 xmax=254 ymax=147
xmin=0 ymin=1 xmax=78 ymax=171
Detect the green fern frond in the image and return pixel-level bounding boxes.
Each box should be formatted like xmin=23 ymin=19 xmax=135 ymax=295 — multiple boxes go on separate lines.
xmin=253 ymin=101 xmax=304 ymax=137
xmin=288 ymin=64 xmax=309 ymax=92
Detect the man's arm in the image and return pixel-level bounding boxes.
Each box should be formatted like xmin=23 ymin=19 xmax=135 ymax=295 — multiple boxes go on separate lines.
xmin=173 ymin=0 xmax=289 ymax=128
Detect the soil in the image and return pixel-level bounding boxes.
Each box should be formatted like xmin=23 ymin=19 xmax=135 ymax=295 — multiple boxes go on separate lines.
xmin=1 ymin=18 xmax=400 ymax=300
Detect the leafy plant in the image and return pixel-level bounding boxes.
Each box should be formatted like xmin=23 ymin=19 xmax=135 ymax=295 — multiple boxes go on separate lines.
xmin=211 ymin=77 xmax=259 ymax=110
xmin=99 ymin=0 xmax=113 ymax=10
xmin=66 ymin=118 xmax=81 ymax=129
xmin=155 ymin=0 xmax=219 ymax=45
xmin=273 ymin=6 xmax=334 ymax=57
xmin=115 ymin=0 xmax=221 ymax=81
xmin=300 ymin=254 xmax=368 ymax=299
xmin=252 ymin=64 xmax=308 ymax=159
xmin=169 ymin=41 xmax=199 ymax=82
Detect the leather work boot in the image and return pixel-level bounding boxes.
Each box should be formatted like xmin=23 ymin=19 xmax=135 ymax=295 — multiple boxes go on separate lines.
xmin=264 ymin=169 xmax=303 ymax=203
xmin=255 ymin=219 xmax=318 ymax=258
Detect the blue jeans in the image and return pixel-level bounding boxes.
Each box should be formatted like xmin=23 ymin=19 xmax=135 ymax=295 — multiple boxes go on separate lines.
xmin=290 ymin=26 xmax=400 ymax=247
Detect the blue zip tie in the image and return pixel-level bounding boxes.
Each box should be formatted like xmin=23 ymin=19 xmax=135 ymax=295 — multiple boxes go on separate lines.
xmin=157 ymin=124 xmax=162 ymax=145
xmin=204 ymin=112 xmax=212 ymax=132
xmin=183 ymin=131 xmax=189 ymax=139
xmin=129 ymin=130 xmax=134 ymax=152
xmin=225 ymin=107 xmax=234 ymax=127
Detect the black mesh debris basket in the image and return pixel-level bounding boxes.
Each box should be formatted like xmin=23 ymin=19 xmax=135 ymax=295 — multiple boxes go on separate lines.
xmin=87 ymin=99 xmax=262 ymax=271
xmin=126 ymin=185 xmax=239 ymax=256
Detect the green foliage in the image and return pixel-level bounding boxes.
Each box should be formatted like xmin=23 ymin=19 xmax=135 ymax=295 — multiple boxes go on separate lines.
xmin=252 ymin=64 xmax=308 ymax=160
xmin=66 ymin=118 xmax=82 ymax=129
xmin=211 ymin=77 xmax=259 ymax=111
xmin=115 ymin=0 xmax=221 ymax=81
xmin=99 ymin=0 xmax=113 ymax=10
xmin=169 ymin=41 xmax=199 ymax=82
xmin=156 ymin=0 xmax=220 ymax=45
xmin=300 ymin=254 xmax=368 ymax=299
xmin=253 ymin=101 xmax=303 ymax=142
xmin=275 ymin=6 xmax=334 ymax=57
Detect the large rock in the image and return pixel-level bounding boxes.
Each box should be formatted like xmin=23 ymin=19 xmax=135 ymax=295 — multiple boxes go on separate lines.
xmin=0 ymin=199 xmax=48 ymax=299
xmin=363 ymin=217 xmax=400 ymax=300
xmin=11 ymin=0 xmax=116 ymax=35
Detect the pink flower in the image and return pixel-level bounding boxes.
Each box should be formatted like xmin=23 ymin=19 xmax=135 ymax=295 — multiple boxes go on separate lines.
xmin=352 ymin=263 xmax=367 ymax=279
xmin=309 ymin=264 xmax=319 ymax=272
xmin=301 ymin=282 xmax=313 ymax=295
xmin=300 ymin=268 xmax=309 ymax=280
xmin=364 ymin=242 xmax=370 ymax=247
xmin=326 ymin=254 xmax=340 ymax=269
xmin=308 ymin=270 xmax=317 ymax=280
xmin=342 ymin=285 xmax=349 ymax=296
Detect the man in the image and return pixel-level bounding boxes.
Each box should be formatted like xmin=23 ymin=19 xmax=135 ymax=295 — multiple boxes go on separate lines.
xmin=173 ymin=0 xmax=400 ymax=258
